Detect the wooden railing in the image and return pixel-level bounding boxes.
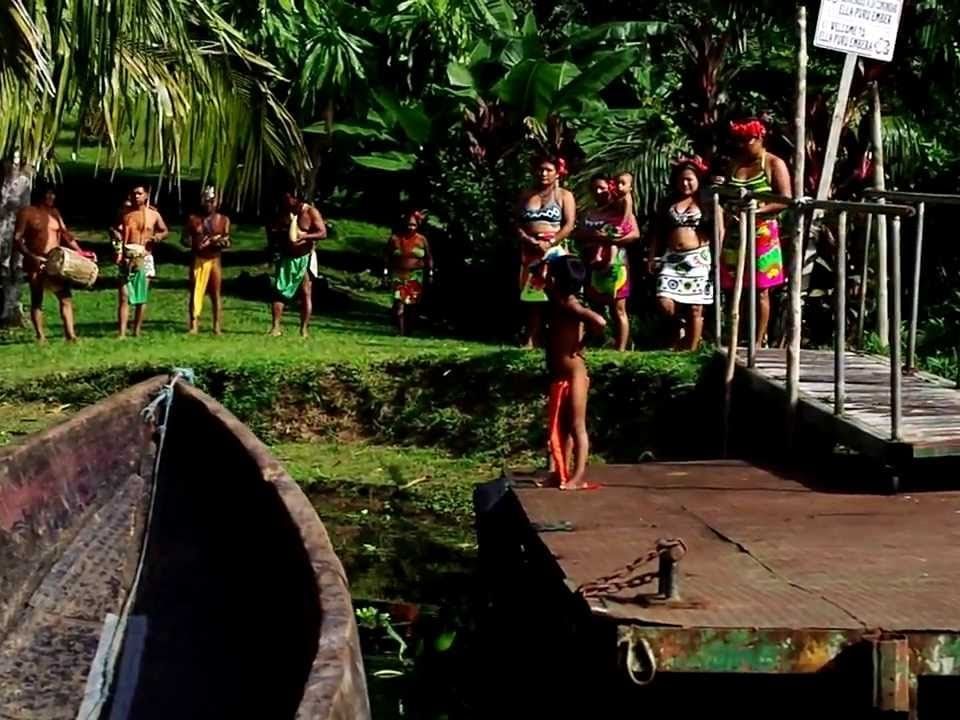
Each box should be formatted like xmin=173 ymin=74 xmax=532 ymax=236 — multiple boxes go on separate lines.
xmin=711 ymin=186 xmax=917 ymax=443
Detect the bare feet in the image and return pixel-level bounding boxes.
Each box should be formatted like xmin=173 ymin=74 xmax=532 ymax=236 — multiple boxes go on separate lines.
xmin=560 ymin=475 xmax=601 ymax=491
xmin=187 ymin=325 xmax=198 ymax=335
xmin=65 ymin=336 xmax=78 ymax=344
xmin=268 ymin=327 xmax=282 ymax=337
xmin=36 ymin=336 xmax=47 ymax=345
xmin=213 ymin=327 xmax=223 ymax=336
xmin=299 ymin=328 xmax=309 ymax=339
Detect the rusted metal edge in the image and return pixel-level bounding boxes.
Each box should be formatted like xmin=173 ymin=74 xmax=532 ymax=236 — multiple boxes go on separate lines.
xmin=174 ymin=383 xmax=371 ymax=720
xmin=619 ymin=626 xmax=960 ymax=678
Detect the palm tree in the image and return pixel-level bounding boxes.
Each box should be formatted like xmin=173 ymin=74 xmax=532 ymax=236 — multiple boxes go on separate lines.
xmin=0 ymin=0 xmax=308 ymax=207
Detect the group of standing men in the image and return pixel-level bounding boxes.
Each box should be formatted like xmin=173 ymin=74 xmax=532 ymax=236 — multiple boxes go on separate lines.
xmin=0 ymin=154 xmax=329 ymax=343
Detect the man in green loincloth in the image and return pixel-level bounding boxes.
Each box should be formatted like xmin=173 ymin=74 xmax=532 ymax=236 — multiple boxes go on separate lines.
xmin=117 ymin=185 xmax=168 ymax=337
xmin=267 ymin=188 xmax=326 ymax=338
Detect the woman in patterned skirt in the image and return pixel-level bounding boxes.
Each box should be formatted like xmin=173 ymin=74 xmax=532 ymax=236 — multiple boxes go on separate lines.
xmin=385 ymin=210 xmax=432 ymax=336
xmin=648 ymin=156 xmax=714 ymax=351
xmin=720 ymin=118 xmax=792 ymax=348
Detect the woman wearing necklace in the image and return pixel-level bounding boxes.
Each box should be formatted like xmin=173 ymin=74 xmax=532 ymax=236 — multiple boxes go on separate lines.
xmin=515 ymin=155 xmax=576 ymax=349
xmin=649 ymin=156 xmax=715 ymax=351
xmin=719 ymin=118 xmax=792 ymax=348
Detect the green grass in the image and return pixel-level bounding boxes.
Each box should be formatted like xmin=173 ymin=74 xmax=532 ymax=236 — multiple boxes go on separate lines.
xmin=0 ymin=220 xmax=498 ymax=387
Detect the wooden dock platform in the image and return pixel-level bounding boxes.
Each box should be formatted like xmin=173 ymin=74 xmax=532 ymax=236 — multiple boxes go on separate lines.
xmin=480 ymin=461 xmax=960 ymax=715
xmin=734 ymin=348 xmax=960 ymax=464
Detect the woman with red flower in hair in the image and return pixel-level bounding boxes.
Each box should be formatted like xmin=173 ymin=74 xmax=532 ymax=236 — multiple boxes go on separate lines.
xmin=648 ymin=155 xmax=715 ymax=351
xmin=516 ymin=155 xmax=577 ymax=348
xmin=721 ymin=118 xmax=792 ymax=348
xmin=384 ymin=209 xmax=432 ymax=336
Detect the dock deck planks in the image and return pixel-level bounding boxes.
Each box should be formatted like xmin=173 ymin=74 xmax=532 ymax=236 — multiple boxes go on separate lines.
xmin=732 ymin=348 xmax=960 ymax=461
xmin=511 ymin=462 xmax=960 ymax=631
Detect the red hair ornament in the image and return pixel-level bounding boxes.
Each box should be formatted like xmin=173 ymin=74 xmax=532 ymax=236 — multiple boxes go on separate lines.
xmin=729 ymin=119 xmax=767 ymax=141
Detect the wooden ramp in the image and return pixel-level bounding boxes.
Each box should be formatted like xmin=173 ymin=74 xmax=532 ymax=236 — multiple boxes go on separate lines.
xmin=734 ymin=348 xmax=960 ymax=464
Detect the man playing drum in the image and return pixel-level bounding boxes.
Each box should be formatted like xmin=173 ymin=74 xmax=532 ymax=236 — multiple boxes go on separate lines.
xmin=183 ymin=186 xmax=230 ymax=335
xmin=267 ymin=188 xmax=326 ymax=338
xmin=13 ymin=185 xmax=84 ymax=342
xmin=118 ymin=185 xmax=168 ymax=337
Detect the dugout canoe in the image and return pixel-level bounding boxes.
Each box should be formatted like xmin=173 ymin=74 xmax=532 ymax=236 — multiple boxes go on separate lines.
xmin=0 ymin=375 xmax=370 ymax=719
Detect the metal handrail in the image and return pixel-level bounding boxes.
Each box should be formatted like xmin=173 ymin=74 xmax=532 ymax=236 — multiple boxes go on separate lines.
xmin=712 ymin=188 xmax=921 ymax=443
xmin=865 ymin=189 xmax=960 ymax=206
xmin=863 ymin=189 xmax=960 ymax=374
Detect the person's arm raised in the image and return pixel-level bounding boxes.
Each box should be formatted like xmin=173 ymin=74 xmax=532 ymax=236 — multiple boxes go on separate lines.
xmin=561 ymin=294 xmax=607 ymax=334
xmin=300 ymin=206 xmax=327 ymax=241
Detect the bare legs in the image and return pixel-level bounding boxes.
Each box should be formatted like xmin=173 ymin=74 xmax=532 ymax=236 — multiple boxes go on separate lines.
xmin=393 ymin=301 xmax=414 ymax=336
xmin=564 ymin=368 xmax=590 ymax=489
xmin=190 ymin=262 xmax=223 ymax=334
xmin=270 ymin=274 xmax=311 ymax=338
xmin=299 ymin=274 xmax=312 ymax=337
xmin=211 ymin=262 xmax=223 ymax=335
xmin=758 ymin=289 xmax=771 ymax=348
xmin=118 ymin=286 xmax=145 ymax=338
xmin=657 ymin=297 xmax=704 ymax=351
xmin=523 ymin=303 xmax=543 ymax=349
xmin=612 ymin=298 xmax=630 ymax=351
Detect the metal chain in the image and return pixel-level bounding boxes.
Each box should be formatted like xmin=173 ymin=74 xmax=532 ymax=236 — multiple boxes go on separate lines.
xmin=577 ymin=538 xmax=687 ymax=599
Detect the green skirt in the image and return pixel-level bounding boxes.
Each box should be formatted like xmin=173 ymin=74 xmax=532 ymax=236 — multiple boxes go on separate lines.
xmin=124 ymin=267 xmax=149 ymax=306
xmin=273 ymin=254 xmax=312 ymax=300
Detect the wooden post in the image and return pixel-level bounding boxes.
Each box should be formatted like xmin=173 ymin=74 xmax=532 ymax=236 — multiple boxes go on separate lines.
xmin=816 ymin=53 xmax=858 ymax=204
xmin=857 ymin=212 xmax=872 ymax=348
xmin=907 ymin=201 xmax=925 ymax=372
xmin=722 ymin=209 xmax=751 ymax=458
xmin=872 ymin=82 xmax=889 ymax=348
xmin=747 ymin=200 xmax=758 ymax=366
xmin=835 ymin=211 xmax=847 ymax=416
xmin=713 ymin=192 xmax=723 ymax=343
xmin=889 ymin=216 xmax=902 ymax=440
xmin=787 ymin=3 xmax=807 ymax=448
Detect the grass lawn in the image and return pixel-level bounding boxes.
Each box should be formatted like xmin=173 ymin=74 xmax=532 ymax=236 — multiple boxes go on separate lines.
xmin=0 ymin=220 xmax=497 ymax=387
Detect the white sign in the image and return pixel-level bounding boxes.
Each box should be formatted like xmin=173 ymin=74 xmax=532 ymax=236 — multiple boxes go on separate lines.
xmin=814 ymin=0 xmax=904 ymax=62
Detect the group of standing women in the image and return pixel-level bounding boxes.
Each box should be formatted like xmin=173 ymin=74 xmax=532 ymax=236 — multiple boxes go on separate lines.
xmin=516 ymin=117 xmax=792 ymax=352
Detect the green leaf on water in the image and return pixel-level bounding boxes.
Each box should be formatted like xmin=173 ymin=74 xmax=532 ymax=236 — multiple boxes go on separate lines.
xmin=434 ymin=630 xmax=456 ymax=652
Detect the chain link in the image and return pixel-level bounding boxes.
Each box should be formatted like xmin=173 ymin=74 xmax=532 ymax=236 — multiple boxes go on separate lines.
xmin=577 ymin=538 xmax=687 ymax=599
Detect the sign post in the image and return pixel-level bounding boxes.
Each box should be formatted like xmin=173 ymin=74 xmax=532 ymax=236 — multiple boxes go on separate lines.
xmin=812 ymin=0 xmax=905 ymax=203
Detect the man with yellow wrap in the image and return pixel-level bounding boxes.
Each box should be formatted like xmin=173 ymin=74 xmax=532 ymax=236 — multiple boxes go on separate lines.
xmin=183 ymin=186 xmax=230 ymax=335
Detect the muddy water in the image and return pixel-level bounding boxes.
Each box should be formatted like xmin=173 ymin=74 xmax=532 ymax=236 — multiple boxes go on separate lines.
xmin=308 ymin=484 xmax=487 ymax=719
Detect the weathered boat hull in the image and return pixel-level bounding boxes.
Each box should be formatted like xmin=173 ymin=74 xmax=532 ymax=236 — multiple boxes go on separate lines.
xmin=0 ymin=378 xmax=370 ymax=719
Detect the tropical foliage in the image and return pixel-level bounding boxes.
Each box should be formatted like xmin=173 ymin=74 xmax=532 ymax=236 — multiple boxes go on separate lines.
xmin=0 ymin=0 xmax=309 ymax=206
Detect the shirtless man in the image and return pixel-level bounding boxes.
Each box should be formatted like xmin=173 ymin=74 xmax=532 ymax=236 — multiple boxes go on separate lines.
xmin=543 ymin=254 xmax=605 ymax=490
xmin=183 ymin=187 xmax=231 ymax=334
xmin=13 ymin=185 xmax=83 ymax=342
xmin=118 ymin=185 xmax=168 ymax=337
xmin=268 ymin=188 xmax=326 ymax=337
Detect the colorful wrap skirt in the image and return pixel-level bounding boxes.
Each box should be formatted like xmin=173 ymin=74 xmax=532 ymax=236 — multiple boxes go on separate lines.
xmin=391 ymin=268 xmax=425 ymax=305
xmin=519 ymin=243 xmax=567 ymax=303
xmin=656 ymin=246 xmax=714 ymax=305
xmin=720 ymin=218 xmax=785 ymax=290
xmin=586 ymin=250 xmax=630 ymax=303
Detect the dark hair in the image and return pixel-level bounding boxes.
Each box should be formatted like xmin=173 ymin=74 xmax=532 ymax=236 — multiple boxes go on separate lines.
xmin=589 ymin=173 xmax=609 ymax=186
xmin=31 ymin=182 xmax=56 ymax=204
xmin=532 ymin=155 xmax=569 ymax=178
xmin=548 ymin=254 xmax=586 ymax=297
